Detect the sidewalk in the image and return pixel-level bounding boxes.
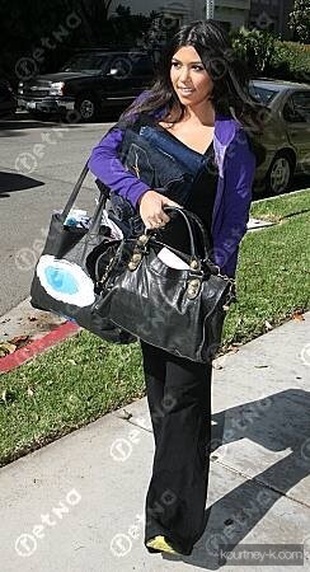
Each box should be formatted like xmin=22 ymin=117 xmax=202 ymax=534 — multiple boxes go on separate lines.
xmin=0 ymin=299 xmax=79 ymax=372
xmin=0 ymin=314 xmax=309 ymax=571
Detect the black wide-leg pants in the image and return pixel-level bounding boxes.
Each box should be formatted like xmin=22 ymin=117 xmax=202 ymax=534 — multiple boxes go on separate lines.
xmin=140 ymin=340 xmax=212 ymax=555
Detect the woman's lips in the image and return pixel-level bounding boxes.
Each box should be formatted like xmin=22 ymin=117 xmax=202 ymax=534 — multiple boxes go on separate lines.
xmin=177 ymin=87 xmax=195 ymax=95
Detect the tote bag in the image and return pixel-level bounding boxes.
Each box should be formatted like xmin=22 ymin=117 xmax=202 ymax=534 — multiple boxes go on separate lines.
xmin=30 ymin=164 xmax=135 ymax=344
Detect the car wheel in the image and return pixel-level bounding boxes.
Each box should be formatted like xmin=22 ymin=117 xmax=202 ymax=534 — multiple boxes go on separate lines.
xmin=75 ymin=94 xmax=98 ymax=122
xmin=266 ymin=153 xmax=294 ymax=195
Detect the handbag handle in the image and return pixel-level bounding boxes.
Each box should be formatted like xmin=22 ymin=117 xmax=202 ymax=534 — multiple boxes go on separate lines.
xmin=163 ymin=206 xmax=210 ymax=262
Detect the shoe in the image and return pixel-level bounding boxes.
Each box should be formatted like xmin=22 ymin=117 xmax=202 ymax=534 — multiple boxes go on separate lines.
xmin=146 ymin=535 xmax=179 ymax=555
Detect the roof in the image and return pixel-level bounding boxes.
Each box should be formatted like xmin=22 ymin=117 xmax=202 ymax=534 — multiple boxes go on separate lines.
xmin=251 ymin=78 xmax=310 ymax=91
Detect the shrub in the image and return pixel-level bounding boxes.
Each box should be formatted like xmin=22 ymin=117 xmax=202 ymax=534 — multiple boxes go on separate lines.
xmin=232 ymin=27 xmax=276 ymax=76
xmin=269 ymin=40 xmax=310 ymax=82
xmin=231 ymin=27 xmax=310 ymax=83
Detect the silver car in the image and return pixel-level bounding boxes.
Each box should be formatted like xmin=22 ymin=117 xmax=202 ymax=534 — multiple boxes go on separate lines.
xmin=250 ymin=79 xmax=310 ymax=194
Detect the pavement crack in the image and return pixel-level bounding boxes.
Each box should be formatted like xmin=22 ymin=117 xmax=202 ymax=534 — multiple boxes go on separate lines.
xmin=126 ymin=418 xmax=152 ymax=433
xmin=115 ymin=408 xmax=133 ymax=421
xmin=212 ymin=458 xmax=310 ymax=509
xmin=114 ymin=408 xmax=152 ymax=433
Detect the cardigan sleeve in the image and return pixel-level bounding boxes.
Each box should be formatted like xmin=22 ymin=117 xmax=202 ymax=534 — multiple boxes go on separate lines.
xmin=212 ymin=129 xmax=256 ymax=277
xmin=88 ymin=126 xmax=151 ymax=208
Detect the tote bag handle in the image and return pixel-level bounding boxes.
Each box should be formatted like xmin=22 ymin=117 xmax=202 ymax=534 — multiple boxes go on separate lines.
xmin=60 ymin=162 xmax=112 ymax=236
xmin=62 ymin=163 xmax=90 ymax=221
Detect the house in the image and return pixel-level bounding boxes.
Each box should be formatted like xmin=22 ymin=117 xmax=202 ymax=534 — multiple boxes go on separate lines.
xmin=249 ymin=0 xmax=294 ymax=39
xmin=213 ymin=0 xmax=251 ymax=31
xmin=109 ymin=0 xmax=251 ymax=31
xmin=109 ymin=0 xmax=202 ymax=27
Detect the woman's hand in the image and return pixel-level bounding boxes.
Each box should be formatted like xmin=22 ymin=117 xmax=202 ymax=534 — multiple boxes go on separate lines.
xmin=138 ymin=190 xmax=181 ymax=229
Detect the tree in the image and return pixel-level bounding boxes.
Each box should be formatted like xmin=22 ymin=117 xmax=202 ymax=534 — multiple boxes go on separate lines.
xmin=72 ymin=0 xmax=114 ymax=45
xmin=0 ymin=0 xmax=156 ymax=83
xmin=232 ymin=27 xmax=276 ymax=74
xmin=289 ymin=0 xmax=310 ymax=43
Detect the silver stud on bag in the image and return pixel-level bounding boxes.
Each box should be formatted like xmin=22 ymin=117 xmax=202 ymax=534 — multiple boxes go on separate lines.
xmin=128 ymin=252 xmax=142 ymax=271
xmin=186 ymin=278 xmax=201 ymax=299
xmin=138 ymin=234 xmax=149 ymax=245
xmin=190 ymin=259 xmax=199 ymax=270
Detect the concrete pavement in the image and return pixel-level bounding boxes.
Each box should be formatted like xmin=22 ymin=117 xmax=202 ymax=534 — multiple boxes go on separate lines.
xmin=0 ymin=313 xmax=309 ymax=571
xmin=0 ymin=298 xmax=79 ymax=372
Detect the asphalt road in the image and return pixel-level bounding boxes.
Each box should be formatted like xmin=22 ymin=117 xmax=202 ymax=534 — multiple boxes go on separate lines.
xmin=0 ymin=114 xmax=113 ymax=315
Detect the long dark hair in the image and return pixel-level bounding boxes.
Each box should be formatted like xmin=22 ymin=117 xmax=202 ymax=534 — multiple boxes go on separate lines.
xmin=121 ymin=19 xmax=266 ymax=132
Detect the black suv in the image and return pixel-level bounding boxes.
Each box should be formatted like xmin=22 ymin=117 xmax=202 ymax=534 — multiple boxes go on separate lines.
xmin=17 ymin=49 xmax=154 ymax=121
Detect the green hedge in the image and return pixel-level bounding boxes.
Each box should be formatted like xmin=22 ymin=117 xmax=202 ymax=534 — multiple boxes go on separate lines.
xmin=269 ymin=40 xmax=310 ymax=82
xmin=232 ymin=28 xmax=310 ymax=83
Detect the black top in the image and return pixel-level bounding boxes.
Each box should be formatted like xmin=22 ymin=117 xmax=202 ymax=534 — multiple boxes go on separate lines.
xmin=186 ymin=143 xmax=218 ymax=233
xmin=155 ymin=129 xmax=218 ymax=255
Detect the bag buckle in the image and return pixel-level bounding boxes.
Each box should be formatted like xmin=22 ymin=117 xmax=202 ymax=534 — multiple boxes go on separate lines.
xmin=128 ymin=233 xmax=150 ymax=271
xmin=186 ymin=277 xmax=201 ymax=299
xmin=128 ymin=252 xmax=142 ymax=271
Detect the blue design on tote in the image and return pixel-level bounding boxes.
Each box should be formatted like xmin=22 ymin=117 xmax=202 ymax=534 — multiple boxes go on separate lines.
xmin=36 ymin=255 xmax=95 ymax=307
xmin=45 ymin=267 xmax=79 ymax=295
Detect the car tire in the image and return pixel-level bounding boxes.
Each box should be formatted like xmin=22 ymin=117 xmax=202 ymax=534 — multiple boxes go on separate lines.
xmin=74 ymin=94 xmax=98 ymax=122
xmin=265 ymin=152 xmax=294 ymax=195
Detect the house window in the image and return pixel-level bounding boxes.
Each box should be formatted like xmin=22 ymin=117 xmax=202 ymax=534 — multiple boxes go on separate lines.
xmin=161 ymin=13 xmax=183 ymax=30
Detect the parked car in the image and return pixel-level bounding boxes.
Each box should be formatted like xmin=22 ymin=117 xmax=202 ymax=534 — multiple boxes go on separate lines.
xmin=250 ymin=79 xmax=310 ymax=194
xmin=0 ymin=78 xmax=17 ymax=118
xmin=17 ymin=49 xmax=154 ymax=122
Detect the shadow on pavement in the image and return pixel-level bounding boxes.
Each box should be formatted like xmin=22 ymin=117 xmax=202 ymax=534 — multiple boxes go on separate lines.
xmin=178 ymin=388 xmax=310 ymax=569
xmin=0 ymin=119 xmax=81 ymax=134
xmin=0 ymin=171 xmax=44 ymax=194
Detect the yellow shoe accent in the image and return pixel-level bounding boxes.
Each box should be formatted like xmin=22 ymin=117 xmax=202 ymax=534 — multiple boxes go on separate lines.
xmin=146 ymin=535 xmax=178 ymax=554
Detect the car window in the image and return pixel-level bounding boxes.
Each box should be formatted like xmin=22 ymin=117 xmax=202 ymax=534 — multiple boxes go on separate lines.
xmin=108 ymin=56 xmax=132 ymax=78
xmin=131 ymin=56 xmax=154 ymax=76
xmin=62 ymin=53 xmax=111 ymax=74
xmin=283 ymin=92 xmax=310 ymax=123
xmin=249 ymin=85 xmax=278 ymax=105
xmin=291 ymin=91 xmax=310 ymax=122
xmin=283 ymin=97 xmax=297 ymax=122
xmin=107 ymin=54 xmax=153 ymax=79
xmin=61 ymin=51 xmax=153 ymax=78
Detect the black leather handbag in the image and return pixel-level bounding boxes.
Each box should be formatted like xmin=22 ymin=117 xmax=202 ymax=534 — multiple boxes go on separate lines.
xmin=94 ymin=207 xmax=235 ymax=363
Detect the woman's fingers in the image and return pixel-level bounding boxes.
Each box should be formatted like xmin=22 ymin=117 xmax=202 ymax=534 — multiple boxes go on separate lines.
xmin=139 ymin=191 xmax=163 ymax=227
xmin=139 ymin=190 xmax=182 ymax=228
xmin=164 ymin=198 xmax=181 ymax=208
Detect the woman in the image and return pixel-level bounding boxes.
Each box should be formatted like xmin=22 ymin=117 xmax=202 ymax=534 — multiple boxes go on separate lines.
xmin=89 ymin=20 xmax=260 ymax=557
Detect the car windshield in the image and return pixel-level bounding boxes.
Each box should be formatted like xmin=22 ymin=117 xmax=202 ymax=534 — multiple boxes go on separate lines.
xmin=250 ymin=84 xmax=279 ymax=105
xmin=61 ymin=53 xmax=111 ymax=74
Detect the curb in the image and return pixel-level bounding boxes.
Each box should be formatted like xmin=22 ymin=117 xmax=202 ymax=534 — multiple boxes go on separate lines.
xmin=0 ymin=321 xmax=80 ymax=374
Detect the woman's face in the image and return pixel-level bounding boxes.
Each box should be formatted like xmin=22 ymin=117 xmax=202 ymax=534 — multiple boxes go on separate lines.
xmin=170 ymin=45 xmax=214 ymax=107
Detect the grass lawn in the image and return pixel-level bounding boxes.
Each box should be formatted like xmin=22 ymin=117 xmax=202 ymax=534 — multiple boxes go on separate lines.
xmin=0 ymin=189 xmax=309 ymax=466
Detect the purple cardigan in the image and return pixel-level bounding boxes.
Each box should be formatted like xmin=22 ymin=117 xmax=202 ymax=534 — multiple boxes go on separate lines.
xmin=89 ymin=108 xmax=256 ymax=277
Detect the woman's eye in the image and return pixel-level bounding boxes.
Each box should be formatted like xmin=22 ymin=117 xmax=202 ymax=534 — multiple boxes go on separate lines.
xmin=171 ymin=62 xmax=205 ymax=71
